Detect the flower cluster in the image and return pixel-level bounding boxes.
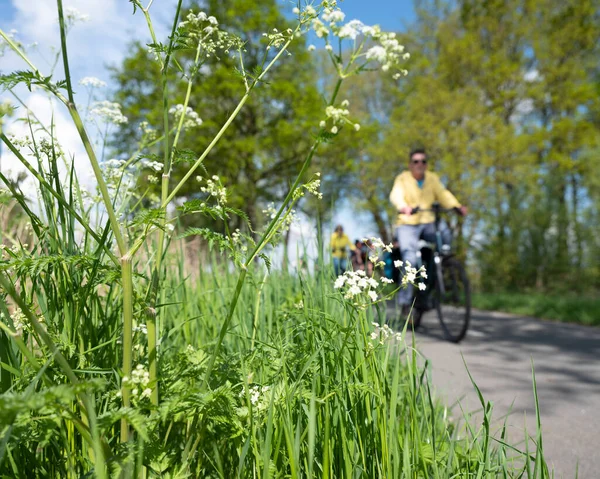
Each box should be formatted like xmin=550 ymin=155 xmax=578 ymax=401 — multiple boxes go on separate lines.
xmin=319 ymin=100 xmax=360 ymax=133
xmin=370 ymin=322 xmax=402 ymax=344
xmin=133 ymin=323 xmax=148 ymax=335
xmin=262 ymin=203 xmax=297 ymax=231
xmin=308 ymin=5 xmax=410 ymax=79
xmin=177 ymin=11 xmax=218 ymax=35
xmin=90 ymin=101 xmax=128 ymax=125
xmin=334 ymin=269 xmax=380 ymax=305
xmin=263 ymin=27 xmax=293 ymax=51
xmin=142 ymin=160 xmax=163 ymax=172
xmin=294 ymin=173 xmax=323 ymax=200
xmin=79 ymin=76 xmax=106 ymax=88
xmin=122 ymin=364 xmax=152 ymax=400
xmin=394 ymin=259 xmax=427 ymax=290
xmin=362 ymin=237 xmax=393 ymax=268
xmin=64 ymin=7 xmax=90 ymax=26
xmin=138 ymin=121 xmax=157 ymax=142
xmin=0 ymin=307 xmax=27 ymax=332
xmin=174 ymin=11 xmax=244 ymax=58
xmin=169 ymin=104 xmax=203 ymax=129
xmin=97 ymin=158 xmax=140 ymax=207
xmin=231 ymin=228 xmax=242 ymax=245
xmin=199 ymin=175 xmax=227 ymax=205
xmin=239 ymin=384 xmax=271 ymax=410
xmin=365 ymin=32 xmax=410 ymax=77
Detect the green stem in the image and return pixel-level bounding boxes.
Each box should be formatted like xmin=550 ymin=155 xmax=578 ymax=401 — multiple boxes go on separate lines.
xmin=251 ymin=269 xmax=269 ymax=348
xmin=120 ymin=256 xmax=133 ymax=442
xmin=62 ymin=102 xmax=127 ymax=255
xmin=141 ymin=0 xmax=184 ymax=407
xmin=202 ymin=268 xmax=247 ymax=388
xmin=56 ymin=0 xmax=75 ymax=105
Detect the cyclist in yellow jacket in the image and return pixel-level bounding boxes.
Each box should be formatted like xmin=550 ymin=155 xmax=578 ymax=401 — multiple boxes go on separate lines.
xmin=330 ymin=225 xmax=356 ymax=276
xmin=389 ymin=148 xmax=467 ymax=311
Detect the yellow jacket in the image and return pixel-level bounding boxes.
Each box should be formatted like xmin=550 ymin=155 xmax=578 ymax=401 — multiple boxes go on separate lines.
xmin=330 ymin=233 xmax=355 ymax=259
xmin=389 ymin=171 xmax=461 ymax=225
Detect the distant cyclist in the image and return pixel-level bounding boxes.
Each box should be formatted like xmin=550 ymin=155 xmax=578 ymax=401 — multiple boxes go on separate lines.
xmin=389 ymin=148 xmax=467 ymax=314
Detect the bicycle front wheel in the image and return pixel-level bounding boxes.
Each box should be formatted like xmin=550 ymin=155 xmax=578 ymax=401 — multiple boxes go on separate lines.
xmin=435 ymin=257 xmax=471 ymax=343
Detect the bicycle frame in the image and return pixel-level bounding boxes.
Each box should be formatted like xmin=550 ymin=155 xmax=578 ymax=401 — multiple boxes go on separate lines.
xmin=412 ymin=203 xmax=458 ymax=301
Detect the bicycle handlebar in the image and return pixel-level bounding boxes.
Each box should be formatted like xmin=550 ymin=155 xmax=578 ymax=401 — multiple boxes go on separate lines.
xmin=410 ymin=205 xmax=463 ymax=216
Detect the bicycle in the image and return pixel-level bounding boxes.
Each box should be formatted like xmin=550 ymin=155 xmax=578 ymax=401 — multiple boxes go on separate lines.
xmin=406 ymin=203 xmax=471 ymax=343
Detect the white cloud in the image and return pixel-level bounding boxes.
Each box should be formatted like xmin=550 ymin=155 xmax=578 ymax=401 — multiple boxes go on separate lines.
xmin=0 ymin=0 xmax=177 ymax=206
xmin=3 ymin=0 xmax=177 ymax=78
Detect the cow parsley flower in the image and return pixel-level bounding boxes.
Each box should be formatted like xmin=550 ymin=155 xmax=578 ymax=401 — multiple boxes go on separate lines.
xmin=200 ymin=175 xmax=227 ymax=205
xmin=169 ymin=104 xmax=203 ymax=129
xmin=79 ymin=76 xmax=106 ymax=88
xmin=338 ymin=19 xmax=364 ymax=40
xmin=90 ymin=101 xmax=128 ymax=124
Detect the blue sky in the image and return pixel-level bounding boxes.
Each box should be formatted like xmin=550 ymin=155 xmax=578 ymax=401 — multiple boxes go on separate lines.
xmin=338 ymin=0 xmax=414 ymax=31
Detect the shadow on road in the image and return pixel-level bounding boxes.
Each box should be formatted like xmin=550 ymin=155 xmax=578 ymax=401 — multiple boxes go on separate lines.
xmin=387 ymin=303 xmax=600 ymax=478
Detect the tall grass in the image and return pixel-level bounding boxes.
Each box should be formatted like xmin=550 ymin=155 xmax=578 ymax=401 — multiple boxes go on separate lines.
xmin=0 ymin=1 xmax=552 ymax=477
xmin=0 ymin=233 xmax=551 ymax=477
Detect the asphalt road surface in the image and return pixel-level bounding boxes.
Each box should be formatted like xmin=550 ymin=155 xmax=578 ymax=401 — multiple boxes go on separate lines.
xmin=397 ymin=307 xmax=600 ymax=478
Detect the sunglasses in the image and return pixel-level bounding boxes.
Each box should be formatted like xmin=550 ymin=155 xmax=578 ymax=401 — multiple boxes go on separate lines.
xmin=411 ymin=159 xmax=427 ymax=165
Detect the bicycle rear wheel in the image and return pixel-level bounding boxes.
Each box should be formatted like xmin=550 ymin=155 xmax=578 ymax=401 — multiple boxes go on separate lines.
xmin=435 ymin=257 xmax=471 ymax=343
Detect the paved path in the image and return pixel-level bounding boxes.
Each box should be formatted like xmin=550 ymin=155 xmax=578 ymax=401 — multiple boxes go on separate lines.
xmin=399 ymin=308 xmax=600 ymax=478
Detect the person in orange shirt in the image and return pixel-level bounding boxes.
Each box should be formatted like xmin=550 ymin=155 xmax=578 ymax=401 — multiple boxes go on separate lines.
xmin=389 ymin=148 xmax=467 ymax=311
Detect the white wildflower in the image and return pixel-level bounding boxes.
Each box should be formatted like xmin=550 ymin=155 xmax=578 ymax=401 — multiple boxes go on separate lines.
xmin=322 ymin=9 xmax=345 ymax=24
xmin=90 ymin=101 xmax=128 ymax=124
xmin=79 ymin=76 xmax=106 ymax=88
xmin=169 ymin=104 xmax=203 ymax=129
xmin=311 ymin=18 xmax=329 ymax=38
xmin=200 ymin=176 xmax=227 ymax=205
xmin=65 ymin=7 xmax=90 ymax=24
xmin=346 ymin=285 xmax=361 ymax=297
xmin=145 ymin=160 xmax=163 ymax=172
xmin=418 ymin=283 xmax=427 ymax=291
xmin=365 ymin=45 xmax=387 ymax=63
xmin=338 ymin=19 xmax=364 ymax=40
